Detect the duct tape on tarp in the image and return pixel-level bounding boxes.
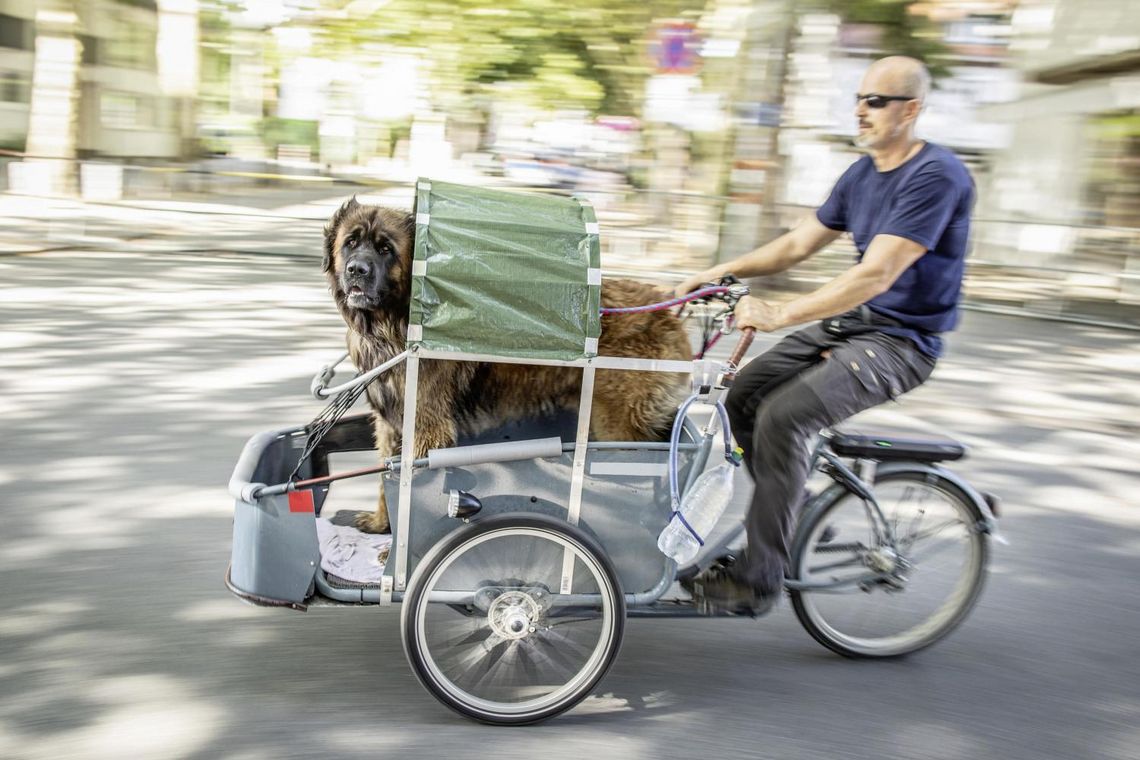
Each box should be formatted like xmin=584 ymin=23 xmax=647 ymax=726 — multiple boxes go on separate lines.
xmin=409 ymin=178 xmax=602 ymax=361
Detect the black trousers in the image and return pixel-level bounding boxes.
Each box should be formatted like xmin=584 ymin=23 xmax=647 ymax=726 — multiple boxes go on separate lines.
xmin=723 ymin=322 xmax=937 ymax=592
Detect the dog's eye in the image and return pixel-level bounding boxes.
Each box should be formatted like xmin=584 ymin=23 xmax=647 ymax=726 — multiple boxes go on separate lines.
xmin=345 ymin=237 xmax=357 ymax=249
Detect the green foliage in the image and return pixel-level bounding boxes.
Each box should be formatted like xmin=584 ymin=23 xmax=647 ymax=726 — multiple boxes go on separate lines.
xmin=112 ymin=0 xmax=158 ymax=9
xmin=259 ymin=117 xmax=319 ymax=152
xmin=824 ymin=0 xmax=951 ymax=81
xmin=313 ymin=0 xmax=704 ymax=115
xmin=0 ymin=135 xmax=27 ymax=153
xmin=382 ymin=118 xmax=414 ymax=158
xmin=1090 ymin=111 xmax=1140 ymax=140
xmin=197 ymin=1 xmax=236 ymax=114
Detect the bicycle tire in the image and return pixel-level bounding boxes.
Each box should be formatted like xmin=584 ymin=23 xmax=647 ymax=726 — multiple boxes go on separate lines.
xmin=789 ymin=467 xmax=989 ymax=658
xmin=400 ymin=513 xmax=625 ymax=725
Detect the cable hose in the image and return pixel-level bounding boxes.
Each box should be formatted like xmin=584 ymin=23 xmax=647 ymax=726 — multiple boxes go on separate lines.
xmin=599 ymin=285 xmax=729 ymax=315
xmin=667 ymin=393 xmax=734 ymax=510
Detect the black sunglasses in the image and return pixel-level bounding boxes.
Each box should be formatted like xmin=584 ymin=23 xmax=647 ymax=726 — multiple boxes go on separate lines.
xmin=855 ymin=93 xmax=915 ymax=109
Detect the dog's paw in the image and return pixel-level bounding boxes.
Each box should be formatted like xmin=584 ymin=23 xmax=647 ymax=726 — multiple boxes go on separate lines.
xmin=354 ymin=511 xmax=391 ymax=534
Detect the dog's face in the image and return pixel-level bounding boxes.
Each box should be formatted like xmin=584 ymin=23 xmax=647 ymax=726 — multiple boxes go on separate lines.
xmin=323 ymin=198 xmax=416 ymax=317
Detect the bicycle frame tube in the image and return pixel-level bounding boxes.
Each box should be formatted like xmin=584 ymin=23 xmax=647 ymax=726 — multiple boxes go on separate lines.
xmin=815 ymin=447 xmax=898 ymax=547
xmin=776 ymin=447 xmax=904 ymax=593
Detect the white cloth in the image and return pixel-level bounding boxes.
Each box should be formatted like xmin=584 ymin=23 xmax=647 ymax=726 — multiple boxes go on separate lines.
xmin=315 ymin=517 xmax=393 ymax=584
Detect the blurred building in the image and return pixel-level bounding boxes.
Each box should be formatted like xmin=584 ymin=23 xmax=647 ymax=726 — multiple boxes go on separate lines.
xmin=0 ymin=0 xmax=191 ymax=160
xmin=980 ymin=0 xmax=1139 ymax=231
xmin=0 ymin=1 xmax=36 ymax=152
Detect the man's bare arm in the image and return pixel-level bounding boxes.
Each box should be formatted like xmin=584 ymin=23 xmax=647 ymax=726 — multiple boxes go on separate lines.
xmin=735 ymin=233 xmax=927 ymax=332
xmin=674 ymin=214 xmax=842 ymax=297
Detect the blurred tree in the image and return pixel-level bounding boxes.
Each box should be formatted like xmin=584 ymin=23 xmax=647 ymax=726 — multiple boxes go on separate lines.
xmin=24 ymin=2 xmax=82 ymax=192
xmin=313 ymin=0 xmax=705 ymax=116
xmin=198 ymin=1 xmax=235 ymax=121
xmin=824 ymin=0 xmax=950 ymax=80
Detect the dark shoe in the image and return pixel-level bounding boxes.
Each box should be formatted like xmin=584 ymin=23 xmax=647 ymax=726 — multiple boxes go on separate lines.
xmin=681 ymin=564 xmax=778 ymax=617
xmin=675 ymin=552 xmax=738 ymax=584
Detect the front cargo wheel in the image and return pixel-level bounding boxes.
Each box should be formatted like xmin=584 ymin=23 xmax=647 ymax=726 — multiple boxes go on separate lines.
xmin=400 ymin=514 xmax=625 ymax=725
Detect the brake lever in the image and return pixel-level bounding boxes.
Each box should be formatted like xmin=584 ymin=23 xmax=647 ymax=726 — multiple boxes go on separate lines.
xmin=725 ymin=283 xmax=750 ymax=305
xmin=713 ymin=274 xmax=749 ymax=306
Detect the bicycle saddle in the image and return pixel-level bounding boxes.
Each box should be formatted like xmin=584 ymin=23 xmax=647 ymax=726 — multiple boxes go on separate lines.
xmin=829 ymin=432 xmax=967 ymax=462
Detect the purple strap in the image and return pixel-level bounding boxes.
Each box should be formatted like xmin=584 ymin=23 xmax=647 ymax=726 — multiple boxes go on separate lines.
xmin=600 ymin=285 xmax=729 ymax=315
xmin=671 ymin=510 xmax=704 ymax=546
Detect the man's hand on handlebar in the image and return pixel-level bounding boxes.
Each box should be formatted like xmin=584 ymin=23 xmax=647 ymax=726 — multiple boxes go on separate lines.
xmin=734 ymin=296 xmax=788 ymax=333
xmin=674 ymin=272 xmax=746 ymax=301
xmin=674 ymin=270 xmax=720 ymax=299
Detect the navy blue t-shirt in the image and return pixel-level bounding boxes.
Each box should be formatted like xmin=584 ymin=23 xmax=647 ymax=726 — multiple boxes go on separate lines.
xmin=816 ymin=142 xmax=974 ymax=357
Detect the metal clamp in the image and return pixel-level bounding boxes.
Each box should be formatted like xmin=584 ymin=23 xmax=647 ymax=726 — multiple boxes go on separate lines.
xmin=310 ymin=352 xmax=349 ymax=399
xmin=310 ymin=351 xmax=409 ymax=399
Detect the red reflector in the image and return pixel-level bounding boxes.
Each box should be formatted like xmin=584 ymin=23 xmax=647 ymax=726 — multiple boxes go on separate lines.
xmin=288 ymin=490 xmax=315 ymax=513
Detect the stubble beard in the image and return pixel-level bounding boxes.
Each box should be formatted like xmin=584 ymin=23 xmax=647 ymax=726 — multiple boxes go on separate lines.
xmin=855 ymin=121 xmax=907 ymax=151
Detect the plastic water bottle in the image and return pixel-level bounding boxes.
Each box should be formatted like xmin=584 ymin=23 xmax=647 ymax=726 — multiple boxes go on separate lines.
xmin=658 ymin=461 xmax=737 ymax=564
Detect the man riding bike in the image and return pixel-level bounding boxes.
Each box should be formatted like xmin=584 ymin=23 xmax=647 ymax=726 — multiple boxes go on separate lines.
xmin=674 ymin=56 xmax=976 ymax=614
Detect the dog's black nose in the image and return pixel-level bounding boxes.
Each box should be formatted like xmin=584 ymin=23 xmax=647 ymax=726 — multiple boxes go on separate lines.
xmin=346 ymin=259 xmax=371 ymax=279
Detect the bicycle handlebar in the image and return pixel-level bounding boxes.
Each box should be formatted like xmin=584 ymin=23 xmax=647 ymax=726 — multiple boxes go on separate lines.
xmin=690 ymin=273 xmax=755 ymax=382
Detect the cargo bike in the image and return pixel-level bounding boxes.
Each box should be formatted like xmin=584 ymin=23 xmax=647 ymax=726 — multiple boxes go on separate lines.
xmin=226 ymin=180 xmax=1001 ymax=725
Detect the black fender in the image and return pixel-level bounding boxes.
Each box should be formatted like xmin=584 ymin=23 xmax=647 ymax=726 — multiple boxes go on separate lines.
xmin=802 ymin=460 xmax=1001 ymax=540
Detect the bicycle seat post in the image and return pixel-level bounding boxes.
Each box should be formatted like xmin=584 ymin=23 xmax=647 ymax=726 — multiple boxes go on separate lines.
xmin=852 ymin=457 xmax=877 ymax=486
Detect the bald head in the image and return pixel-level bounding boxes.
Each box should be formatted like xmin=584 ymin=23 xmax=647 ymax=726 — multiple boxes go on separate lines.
xmin=854 ymin=56 xmax=930 ymax=152
xmin=865 ymin=56 xmax=931 ymax=105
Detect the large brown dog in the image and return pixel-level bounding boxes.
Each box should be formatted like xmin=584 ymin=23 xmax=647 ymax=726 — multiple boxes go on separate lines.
xmin=323 ymin=197 xmax=692 ymax=533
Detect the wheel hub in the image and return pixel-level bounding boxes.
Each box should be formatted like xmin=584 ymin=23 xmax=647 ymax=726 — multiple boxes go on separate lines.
xmin=861 ymin=547 xmax=913 ymax=593
xmin=487 ymin=590 xmax=541 ymax=640
xmin=867 ymin=547 xmax=899 ymax=573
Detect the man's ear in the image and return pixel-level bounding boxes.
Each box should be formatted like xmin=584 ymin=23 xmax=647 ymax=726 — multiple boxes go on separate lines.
xmin=906 ymin=99 xmax=923 ymax=124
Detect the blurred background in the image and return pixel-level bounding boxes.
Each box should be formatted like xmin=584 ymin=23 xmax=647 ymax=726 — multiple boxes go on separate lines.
xmin=0 ymin=0 xmax=1137 ymax=324
xmin=2 ymin=3 xmax=1139 ymax=757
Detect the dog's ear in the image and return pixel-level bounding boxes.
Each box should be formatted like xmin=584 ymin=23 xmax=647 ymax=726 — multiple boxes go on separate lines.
xmin=322 ymin=197 xmax=360 ymax=273
xmin=402 ymin=211 xmax=416 ymax=253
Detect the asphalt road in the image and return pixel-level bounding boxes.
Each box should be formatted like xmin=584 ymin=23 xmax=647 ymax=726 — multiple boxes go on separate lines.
xmin=1 ymin=249 xmax=1138 ymax=760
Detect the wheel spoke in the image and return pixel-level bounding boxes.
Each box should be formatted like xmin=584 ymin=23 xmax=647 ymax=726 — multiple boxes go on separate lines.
xmin=466 ymin=639 xmax=516 ymax=694
xmin=545 ymin=615 xmax=605 ymax=628
xmin=906 ymin=535 xmax=966 ymax=564
xmin=904 ymin=518 xmax=965 ymax=547
xmin=440 ymin=624 xmax=496 ymax=650
xmin=442 ymin=632 xmax=506 ymax=682
xmin=807 ymin=560 xmax=865 ymax=576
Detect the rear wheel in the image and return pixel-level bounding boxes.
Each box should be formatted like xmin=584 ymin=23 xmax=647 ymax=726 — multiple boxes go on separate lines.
xmin=401 ymin=514 xmax=625 ymax=724
xmin=789 ymin=470 xmax=988 ymax=658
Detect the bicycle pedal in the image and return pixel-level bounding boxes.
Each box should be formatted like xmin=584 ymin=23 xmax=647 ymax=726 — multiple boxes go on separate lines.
xmin=676 ymin=553 xmax=738 ymax=585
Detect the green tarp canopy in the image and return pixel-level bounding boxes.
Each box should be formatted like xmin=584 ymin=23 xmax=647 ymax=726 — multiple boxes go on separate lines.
xmin=408 ymin=178 xmax=602 ymax=361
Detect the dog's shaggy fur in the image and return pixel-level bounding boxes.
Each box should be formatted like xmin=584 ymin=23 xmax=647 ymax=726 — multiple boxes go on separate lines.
xmin=323 ymin=197 xmax=692 ymax=533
